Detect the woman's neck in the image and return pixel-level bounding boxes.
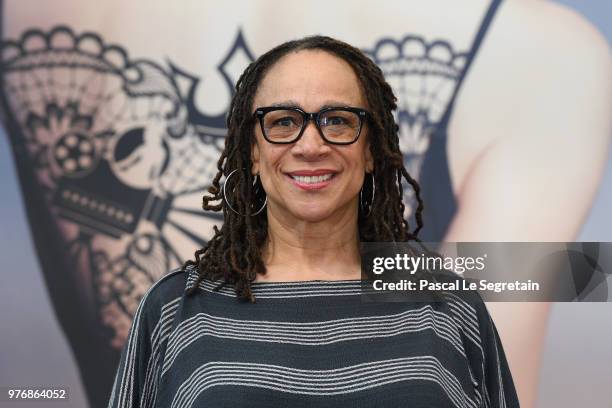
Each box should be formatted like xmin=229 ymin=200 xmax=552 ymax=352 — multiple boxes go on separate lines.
xmin=258 ymin=205 xmax=363 ymax=282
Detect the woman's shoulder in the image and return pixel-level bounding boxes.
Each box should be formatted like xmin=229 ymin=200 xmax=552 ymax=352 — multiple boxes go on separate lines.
xmin=149 ymin=266 xmax=189 ymax=297
xmin=134 ymin=265 xmax=193 ymax=318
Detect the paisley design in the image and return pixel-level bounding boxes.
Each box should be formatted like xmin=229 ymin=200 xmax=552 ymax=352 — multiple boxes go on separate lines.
xmin=365 ymin=35 xmax=467 ymax=220
xmin=1 ymin=26 xmax=255 ymax=350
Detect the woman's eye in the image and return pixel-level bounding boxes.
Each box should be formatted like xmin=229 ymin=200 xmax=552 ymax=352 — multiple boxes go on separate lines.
xmin=322 ymin=116 xmax=347 ymax=126
xmin=273 ymin=117 xmax=297 ymax=127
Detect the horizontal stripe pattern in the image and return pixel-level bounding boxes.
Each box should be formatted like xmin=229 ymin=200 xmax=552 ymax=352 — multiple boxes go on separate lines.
xmin=108 ymin=266 xmax=519 ymax=407
xmin=170 ymin=357 xmax=478 ymax=408
xmin=160 ymin=304 xmax=467 ymax=378
xmin=187 ymin=273 xmax=367 ymax=298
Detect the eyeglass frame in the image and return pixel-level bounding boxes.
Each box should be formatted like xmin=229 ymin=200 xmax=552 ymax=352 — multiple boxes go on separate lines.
xmin=253 ymin=106 xmax=372 ymax=145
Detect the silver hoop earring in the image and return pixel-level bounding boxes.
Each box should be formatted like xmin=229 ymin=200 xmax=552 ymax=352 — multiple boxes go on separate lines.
xmin=222 ymin=168 xmax=267 ymax=216
xmin=359 ymin=172 xmax=375 ymax=217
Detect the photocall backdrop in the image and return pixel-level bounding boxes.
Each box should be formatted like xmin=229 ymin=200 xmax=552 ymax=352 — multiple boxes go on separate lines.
xmin=0 ymin=1 xmax=610 ymax=407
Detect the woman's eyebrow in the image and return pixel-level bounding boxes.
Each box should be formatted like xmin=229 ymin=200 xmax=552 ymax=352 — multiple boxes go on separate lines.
xmin=271 ymin=100 xmax=301 ymax=108
xmin=269 ymin=100 xmax=353 ymax=109
xmin=320 ymin=100 xmax=352 ymax=108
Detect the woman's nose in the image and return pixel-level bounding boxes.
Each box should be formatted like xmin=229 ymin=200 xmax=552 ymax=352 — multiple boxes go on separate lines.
xmin=293 ymin=121 xmax=327 ymax=156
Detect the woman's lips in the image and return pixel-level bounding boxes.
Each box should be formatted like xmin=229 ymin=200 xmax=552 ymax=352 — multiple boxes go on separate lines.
xmin=285 ymin=172 xmax=337 ymax=190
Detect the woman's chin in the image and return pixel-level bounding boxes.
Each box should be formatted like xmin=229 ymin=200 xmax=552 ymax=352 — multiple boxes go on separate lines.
xmin=268 ymin=198 xmax=356 ymax=224
xmin=286 ymin=205 xmax=336 ymax=223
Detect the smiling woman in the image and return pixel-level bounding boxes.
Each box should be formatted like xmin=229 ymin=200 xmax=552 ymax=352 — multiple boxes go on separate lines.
xmin=107 ymin=36 xmax=520 ymax=408
xmin=250 ymin=50 xmax=375 ymax=239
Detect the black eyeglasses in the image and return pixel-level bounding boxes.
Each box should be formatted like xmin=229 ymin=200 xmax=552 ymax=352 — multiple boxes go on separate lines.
xmin=253 ymin=106 xmax=371 ymax=145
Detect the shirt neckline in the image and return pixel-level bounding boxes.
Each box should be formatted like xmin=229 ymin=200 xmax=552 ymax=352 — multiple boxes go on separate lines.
xmin=182 ymin=267 xmax=457 ymax=302
xmin=184 ymin=265 xmax=371 ymax=297
xmin=249 ymin=278 xmax=364 ymax=286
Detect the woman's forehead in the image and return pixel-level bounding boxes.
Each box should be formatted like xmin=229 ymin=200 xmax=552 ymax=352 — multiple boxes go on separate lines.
xmin=253 ymin=50 xmax=366 ymax=110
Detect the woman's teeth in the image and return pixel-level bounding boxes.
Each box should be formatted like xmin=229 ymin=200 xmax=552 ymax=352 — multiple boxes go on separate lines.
xmin=291 ymin=174 xmax=333 ymax=184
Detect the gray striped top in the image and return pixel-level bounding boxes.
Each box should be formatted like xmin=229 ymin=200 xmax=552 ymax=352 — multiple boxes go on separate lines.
xmin=107 ymin=265 xmax=519 ymax=407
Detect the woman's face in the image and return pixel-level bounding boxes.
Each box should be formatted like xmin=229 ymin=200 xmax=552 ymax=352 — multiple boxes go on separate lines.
xmin=251 ymin=50 xmax=374 ymax=223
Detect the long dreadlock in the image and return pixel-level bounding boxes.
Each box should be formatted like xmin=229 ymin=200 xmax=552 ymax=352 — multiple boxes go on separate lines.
xmin=182 ymin=35 xmax=428 ymax=302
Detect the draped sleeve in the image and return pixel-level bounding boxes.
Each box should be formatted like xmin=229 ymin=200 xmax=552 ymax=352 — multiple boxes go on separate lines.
xmin=107 ymin=269 xmax=185 ymax=408
xmin=475 ymin=300 xmax=521 ymax=408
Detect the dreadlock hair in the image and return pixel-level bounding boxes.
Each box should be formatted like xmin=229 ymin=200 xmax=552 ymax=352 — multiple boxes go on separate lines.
xmin=182 ymin=35 xmax=428 ymax=303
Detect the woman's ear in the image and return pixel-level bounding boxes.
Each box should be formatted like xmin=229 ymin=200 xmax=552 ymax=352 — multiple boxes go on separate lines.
xmin=251 ymin=141 xmax=260 ymax=175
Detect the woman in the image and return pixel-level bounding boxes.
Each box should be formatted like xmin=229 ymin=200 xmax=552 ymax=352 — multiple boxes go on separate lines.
xmin=107 ymin=35 xmax=519 ymax=408
xmin=6 ymin=2 xmax=611 ymax=406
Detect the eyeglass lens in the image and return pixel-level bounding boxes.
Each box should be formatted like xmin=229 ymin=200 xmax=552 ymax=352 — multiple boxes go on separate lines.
xmin=262 ymin=109 xmax=361 ymax=143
